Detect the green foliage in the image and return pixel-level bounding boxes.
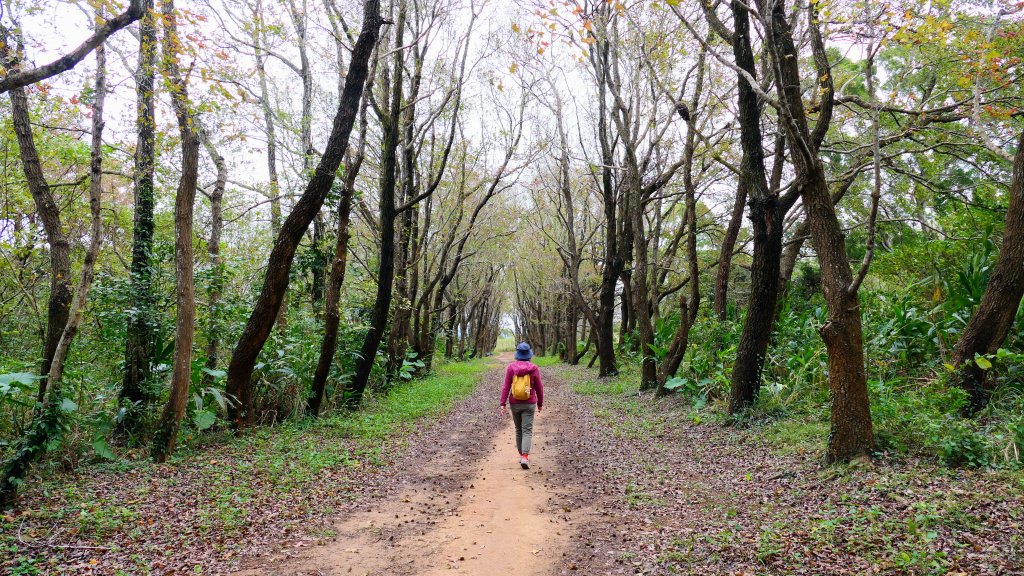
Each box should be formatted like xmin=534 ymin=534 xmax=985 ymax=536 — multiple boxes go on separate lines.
xmin=644 ymin=268 xmax=1024 ymax=469
xmin=0 ymin=388 xmax=77 ymax=505
xmin=398 ymin=351 xmax=426 ymax=381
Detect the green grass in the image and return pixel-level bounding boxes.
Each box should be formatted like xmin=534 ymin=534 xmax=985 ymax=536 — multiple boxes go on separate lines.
xmin=197 ymin=357 xmax=495 ymax=503
xmin=532 ymin=355 xmax=561 ymax=368
xmin=2 ymin=358 xmax=496 ymax=573
xmin=325 ymin=357 xmax=491 ymax=439
xmin=572 ymin=362 xmax=638 ymax=396
xmin=762 ymin=419 xmax=830 ymax=455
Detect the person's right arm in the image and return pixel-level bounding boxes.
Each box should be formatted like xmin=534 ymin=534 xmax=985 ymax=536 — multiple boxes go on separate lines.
xmin=500 ymin=366 xmax=512 ymax=408
xmin=532 ymin=365 xmax=544 ymax=411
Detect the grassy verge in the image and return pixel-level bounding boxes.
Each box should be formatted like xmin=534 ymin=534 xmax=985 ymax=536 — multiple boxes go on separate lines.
xmin=532 ymin=354 xmax=561 ymax=368
xmin=1 ymin=358 xmax=495 ymax=575
xmin=554 ymin=358 xmax=1024 ymax=575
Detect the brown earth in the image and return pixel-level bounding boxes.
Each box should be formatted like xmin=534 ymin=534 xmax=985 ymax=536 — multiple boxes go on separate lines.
xmin=234 ymin=353 xmax=598 ymax=576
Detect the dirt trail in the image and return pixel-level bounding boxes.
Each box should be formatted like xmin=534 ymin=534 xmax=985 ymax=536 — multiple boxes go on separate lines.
xmin=236 ymin=353 xmax=574 ymax=576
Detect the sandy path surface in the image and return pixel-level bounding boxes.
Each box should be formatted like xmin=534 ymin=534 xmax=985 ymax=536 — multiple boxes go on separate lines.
xmin=235 ymin=353 xmax=575 ymax=576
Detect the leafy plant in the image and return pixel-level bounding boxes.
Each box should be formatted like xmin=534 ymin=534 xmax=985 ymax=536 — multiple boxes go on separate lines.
xmin=398 ymin=351 xmax=426 ymax=381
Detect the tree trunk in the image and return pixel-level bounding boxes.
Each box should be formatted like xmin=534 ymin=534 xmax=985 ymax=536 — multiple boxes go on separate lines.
xmin=0 ymin=33 xmax=107 ymax=508
xmin=307 ymin=177 xmax=356 ymax=416
xmin=626 ymin=165 xmax=658 ymax=390
xmin=765 ymin=0 xmax=874 ymax=462
xmin=8 ymin=83 xmax=73 ymax=405
xmin=199 ymin=127 xmax=226 ymax=388
xmin=224 ymin=0 xmax=383 ymax=428
xmin=594 ymin=34 xmax=620 ymax=377
xmin=715 ymin=180 xmax=746 ymax=320
xmin=152 ymin=0 xmax=201 ymax=463
xmin=729 ymin=199 xmax=784 ymax=410
xmin=345 ymin=4 xmax=404 ymax=409
xmin=307 ymin=91 xmax=372 ymax=415
xmin=253 ymin=0 xmax=285 ymax=329
xmin=657 ymin=56 xmax=705 ymax=394
xmin=119 ymin=0 xmax=158 ymax=436
xmin=253 ymin=0 xmax=283 ymax=237
xmin=45 ymin=35 xmax=106 ymax=396
xmin=726 ymin=0 xmax=786 ymax=413
xmin=952 ymin=129 xmax=1024 ymax=413
xmin=285 ymin=0 xmax=323 ymax=312
xmin=386 ymin=94 xmax=418 ymax=379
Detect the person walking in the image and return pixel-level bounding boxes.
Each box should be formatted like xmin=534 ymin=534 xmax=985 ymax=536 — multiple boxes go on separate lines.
xmin=500 ymin=342 xmax=544 ymax=469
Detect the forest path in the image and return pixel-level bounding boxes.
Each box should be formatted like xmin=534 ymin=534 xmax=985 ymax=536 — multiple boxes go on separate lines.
xmin=235 ymin=353 xmax=586 ymax=576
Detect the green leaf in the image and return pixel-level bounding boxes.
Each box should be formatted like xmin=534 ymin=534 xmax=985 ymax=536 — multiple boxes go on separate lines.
xmin=201 ymin=368 xmax=227 ymax=379
xmin=60 ymin=398 xmax=79 ymax=413
xmin=0 ymin=372 xmax=40 ymax=395
xmin=92 ymin=438 xmax=117 ymax=460
xmin=974 ymin=356 xmax=993 ymax=371
xmin=0 ymin=372 xmax=41 ymax=386
xmin=193 ymin=410 xmax=217 ymax=431
xmin=663 ymin=377 xmax=686 ymax=390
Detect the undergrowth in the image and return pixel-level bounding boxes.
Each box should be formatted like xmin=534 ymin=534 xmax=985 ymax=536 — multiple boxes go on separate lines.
xmin=0 ymin=358 xmax=493 ymax=572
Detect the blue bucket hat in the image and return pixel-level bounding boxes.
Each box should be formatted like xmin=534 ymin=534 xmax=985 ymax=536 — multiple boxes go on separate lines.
xmin=514 ymin=342 xmax=534 ymax=361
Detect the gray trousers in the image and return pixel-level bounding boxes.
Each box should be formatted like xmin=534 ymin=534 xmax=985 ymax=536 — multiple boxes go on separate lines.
xmin=510 ymin=403 xmax=536 ymax=455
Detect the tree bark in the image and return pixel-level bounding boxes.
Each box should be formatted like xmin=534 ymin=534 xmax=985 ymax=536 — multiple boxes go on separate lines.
xmin=307 ymin=176 xmax=356 ymax=417
xmin=385 ymin=65 xmax=420 ymax=379
xmin=715 ymin=180 xmax=746 ymax=320
xmin=764 ymin=0 xmax=874 ymax=462
xmin=627 ymin=164 xmax=658 ymax=390
xmin=252 ymin=0 xmax=286 ymax=331
xmin=225 ymin=0 xmax=383 ymax=428
xmin=952 ymin=129 xmax=1024 ymax=413
xmin=152 ymin=0 xmax=201 ymax=463
xmin=199 ymin=126 xmax=226 ymax=387
xmin=657 ymin=53 xmax=705 ymax=393
xmin=344 ymin=3 xmax=404 ymax=409
xmin=119 ymin=0 xmax=158 ymax=436
xmin=0 ymin=29 xmax=108 ymax=509
xmin=590 ymin=25 xmax=620 ymax=377
xmin=46 ymin=27 xmax=106 ymax=407
xmin=252 ymin=0 xmax=283 ymax=236
xmin=7 ymin=71 xmax=73 ymax=405
xmin=725 ymin=0 xmax=789 ymax=413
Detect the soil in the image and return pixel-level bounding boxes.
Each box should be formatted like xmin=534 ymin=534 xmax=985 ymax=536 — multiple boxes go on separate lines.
xmin=234 ymin=352 xmax=590 ymax=576
xmin=234 ymin=358 xmax=1024 ymax=576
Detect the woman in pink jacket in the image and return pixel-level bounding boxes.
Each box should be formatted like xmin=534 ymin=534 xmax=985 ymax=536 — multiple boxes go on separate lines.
xmin=500 ymin=342 xmax=544 ymax=469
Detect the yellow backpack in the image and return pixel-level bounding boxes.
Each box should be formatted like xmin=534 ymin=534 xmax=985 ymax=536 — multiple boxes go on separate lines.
xmin=511 ymin=373 xmax=532 ymax=401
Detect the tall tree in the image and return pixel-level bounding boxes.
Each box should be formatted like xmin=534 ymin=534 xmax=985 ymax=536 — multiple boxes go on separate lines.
xmin=345 ymin=0 xmax=406 ymax=408
xmin=952 ymin=128 xmax=1024 ymax=412
xmin=0 ymin=22 xmax=108 ymax=507
xmin=762 ymin=0 xmax=875 ymax=462
xmin=656 ymin=51 xmax=707 ymax=393
xmin=307 ymin=65 xmax=375 ymax=417
xmin=152 ymin=0 xmax=202 ymax=463
xmin=199 ymin=126 xmax=227 ymax=387
xmin=224 ymin=0 xmax=383 ymax=428
xmin=119 ymin=0 xmax=159 ymax=437
xmin=7 ymin=76 xmax=73 ymax=406
xmin=678 ymin=0 xmax=800 ymax=412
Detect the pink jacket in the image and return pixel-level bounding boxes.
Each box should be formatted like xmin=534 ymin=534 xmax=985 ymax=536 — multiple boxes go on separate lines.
xmin=500 ymin=360 xmax=544 ymax=408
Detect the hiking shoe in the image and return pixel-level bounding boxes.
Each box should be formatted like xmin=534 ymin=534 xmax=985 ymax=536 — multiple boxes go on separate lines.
xmin=520 ymin=454 xmax=530 ymax=469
